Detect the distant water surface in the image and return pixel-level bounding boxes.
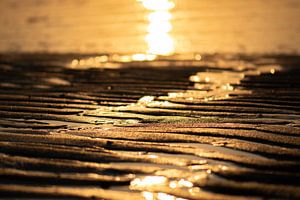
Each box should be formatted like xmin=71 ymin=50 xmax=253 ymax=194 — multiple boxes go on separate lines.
xmin=0 ymin=0 xmax=300 ymax=54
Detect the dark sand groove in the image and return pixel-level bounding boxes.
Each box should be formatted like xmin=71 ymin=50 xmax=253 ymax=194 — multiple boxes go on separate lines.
xmin=0 ymin=54 xmax=299 ymax=199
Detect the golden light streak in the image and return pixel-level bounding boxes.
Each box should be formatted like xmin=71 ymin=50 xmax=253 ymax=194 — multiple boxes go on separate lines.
xmin=131 ymin=176 xmax=167 ymax=187
xmin=140 ymin=0 xmax=175 ymax=55
xmin=141 ymin=0 xmax=175 ymax=10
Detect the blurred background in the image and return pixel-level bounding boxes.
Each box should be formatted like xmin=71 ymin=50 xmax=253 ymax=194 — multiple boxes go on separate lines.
xmin=0 ymin=0 xmax=299 ymax=55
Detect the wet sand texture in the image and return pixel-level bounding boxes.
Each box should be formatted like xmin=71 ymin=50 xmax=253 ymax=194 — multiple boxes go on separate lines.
xmin=0 ymin=54 xmax=299 ymax=199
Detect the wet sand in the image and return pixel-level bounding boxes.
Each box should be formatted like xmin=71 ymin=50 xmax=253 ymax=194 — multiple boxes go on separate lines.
xmin=0 ymin=54 xmax=299 ymax=199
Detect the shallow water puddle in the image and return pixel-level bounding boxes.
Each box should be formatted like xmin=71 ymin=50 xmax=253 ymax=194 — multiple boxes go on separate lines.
xmin=161 ymin=64 xmax=282 ymax=102
xmin=80 ymin=59 xmax=283 ymax=127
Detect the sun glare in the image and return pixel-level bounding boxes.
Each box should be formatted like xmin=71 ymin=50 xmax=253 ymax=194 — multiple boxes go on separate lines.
xmin=141 ymin=0 xmax=175 ymax=10
xmin=139 ymin=0 xmax=175 ymax=55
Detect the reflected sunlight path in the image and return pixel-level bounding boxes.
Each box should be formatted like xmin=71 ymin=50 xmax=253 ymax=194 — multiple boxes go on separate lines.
xmin=139 ymin=0 xmax=175 ymax=55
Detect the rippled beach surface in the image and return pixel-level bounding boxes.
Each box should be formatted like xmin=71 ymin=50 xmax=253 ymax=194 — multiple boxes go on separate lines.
xmin=0 ymin=0 xmax=300 ymax=199
xmin=0 ymin=53 xmax=300 ymax=199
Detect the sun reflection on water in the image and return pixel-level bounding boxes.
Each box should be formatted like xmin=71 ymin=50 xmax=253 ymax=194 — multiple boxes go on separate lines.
xmin=139 ymin=0 xmax=175 ymax=55
xmin=69 ymin=0 xmax=177 ymax=67
xmin=131 ymin=175 xmax=194 ymax=200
